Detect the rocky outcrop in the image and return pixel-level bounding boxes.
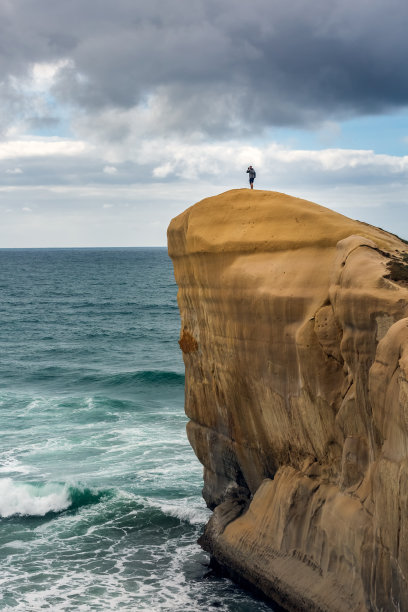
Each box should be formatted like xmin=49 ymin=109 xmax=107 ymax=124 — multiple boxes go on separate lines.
xmin=167 ymin=189 xmax=408 ymax=611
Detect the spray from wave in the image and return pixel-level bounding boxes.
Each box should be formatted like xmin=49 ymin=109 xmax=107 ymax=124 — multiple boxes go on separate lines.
xmin=0 ymin=478 xmax=109 ymax=518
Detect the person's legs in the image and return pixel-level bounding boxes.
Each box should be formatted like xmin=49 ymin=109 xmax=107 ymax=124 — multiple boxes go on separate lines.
xmin=249 ymin=178 xmax=254 ymax=189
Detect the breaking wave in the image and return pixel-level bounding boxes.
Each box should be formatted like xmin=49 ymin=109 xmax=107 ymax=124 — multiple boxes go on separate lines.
xmin=0 ymin=478 xmax=109 ymax=518
xmin=137 ymin=496 xmax=210 ymax=526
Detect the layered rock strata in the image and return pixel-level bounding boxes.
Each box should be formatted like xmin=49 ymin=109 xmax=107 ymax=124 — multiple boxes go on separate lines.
xmin=167 ymin=189 xmax=408 ymax=611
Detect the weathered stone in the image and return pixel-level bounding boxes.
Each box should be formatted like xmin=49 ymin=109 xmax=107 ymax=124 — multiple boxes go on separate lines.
xmin=168 ymin=189 xmax=408 ymax=611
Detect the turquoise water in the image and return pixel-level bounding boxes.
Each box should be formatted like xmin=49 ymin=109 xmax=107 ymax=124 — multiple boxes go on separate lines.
xmin=0 ymin=248 xmax=271 ymax=611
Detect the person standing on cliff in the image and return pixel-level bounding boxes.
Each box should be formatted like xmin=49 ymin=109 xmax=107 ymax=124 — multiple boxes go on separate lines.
xmin=246 ymin=165 xmax=256 ymax=189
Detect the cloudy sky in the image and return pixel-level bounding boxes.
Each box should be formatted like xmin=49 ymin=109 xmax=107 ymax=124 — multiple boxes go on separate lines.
xmin=1 ymin=0 xmax=408 ymax=247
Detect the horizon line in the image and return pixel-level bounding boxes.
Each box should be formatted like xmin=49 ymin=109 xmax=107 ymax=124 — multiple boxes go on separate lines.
xmin=0 ymin=245 xmax=168 ymax=250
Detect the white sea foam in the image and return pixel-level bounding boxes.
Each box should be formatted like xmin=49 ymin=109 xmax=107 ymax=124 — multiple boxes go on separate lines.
xmin=24 ymin=399 xmax=41 ymax=412
xmin=0 ymin=478 xmax=71 ymax=518
xmin=0 ymin=454 xmax=34 ymax=476
xmin=157 ymin=499 xmax=209 ymax=525
xmin=134 ymin=494 xmax=210 ymax=526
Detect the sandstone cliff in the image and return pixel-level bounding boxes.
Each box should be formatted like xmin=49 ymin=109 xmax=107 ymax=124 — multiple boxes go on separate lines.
xmin=167 ymin=189 xmax=408 ymax=611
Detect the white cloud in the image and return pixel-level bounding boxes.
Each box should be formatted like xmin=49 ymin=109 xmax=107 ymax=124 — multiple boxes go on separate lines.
xmin=1 ymin=130 xmax=407 ymax=246
xmin=8 ymin=60 xmax=73 ymax=99
xmin=103 ymin=165 xmax=118 ymax=175
xmin=0 ymin=138 xmax=90 ymax=160
xmin=130 ymin=138 xmax=408 ymax=181
xmin=69 ymin=108 xmax=408 ymax=180
xmin=152 ymin=162 xmax=174 ymax=178
xmin=30 ymin=60 xmax=73 ymax=91
xmin=6 ymin=167 xmax=23 ymax=174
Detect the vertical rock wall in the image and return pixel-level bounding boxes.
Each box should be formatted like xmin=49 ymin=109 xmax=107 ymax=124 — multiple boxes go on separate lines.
xmin=168 ymin=189 xmax=408 ymax=611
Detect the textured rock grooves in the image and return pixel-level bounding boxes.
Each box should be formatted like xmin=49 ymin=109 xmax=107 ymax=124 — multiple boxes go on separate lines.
xmin=167 ymin=189 xmax=408 ymax=612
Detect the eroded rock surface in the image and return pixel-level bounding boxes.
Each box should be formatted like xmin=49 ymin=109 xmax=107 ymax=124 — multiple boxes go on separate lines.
xmin=167 ymin=189 xmax=408 ymax=611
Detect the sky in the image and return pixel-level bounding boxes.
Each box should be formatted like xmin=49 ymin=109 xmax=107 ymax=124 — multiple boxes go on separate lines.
xmin=1 ymin=0 xmax=408 ymax=247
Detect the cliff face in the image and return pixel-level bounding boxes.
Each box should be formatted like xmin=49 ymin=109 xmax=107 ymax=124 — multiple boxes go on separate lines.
xmin=167 ymin=189 xmax=408 ymax=611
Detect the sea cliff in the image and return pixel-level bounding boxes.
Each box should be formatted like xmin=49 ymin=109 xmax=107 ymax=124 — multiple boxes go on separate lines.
xmin=167 ymin=189 xmax=408 ymax=611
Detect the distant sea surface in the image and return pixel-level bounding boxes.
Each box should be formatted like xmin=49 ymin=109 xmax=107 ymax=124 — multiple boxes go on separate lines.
xmin=0 ymin=248 xmax=271 ymax=611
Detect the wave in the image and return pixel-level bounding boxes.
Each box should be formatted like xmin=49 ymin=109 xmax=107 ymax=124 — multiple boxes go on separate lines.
xmin=0 ymin=478 xmax=109 ymax=518
xmin=79 ymin=370 xmax=185 ymax=389
xmin=23 ymin=368 xmax=185 ymax=394
xmin=133 ymin=495 xmax=210 ymax=527
xmin=150 ymin=500 xmax=209 ymax=526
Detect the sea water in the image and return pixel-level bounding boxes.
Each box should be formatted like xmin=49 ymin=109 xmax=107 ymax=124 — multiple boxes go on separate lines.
xmin=0 ymin=248 xmax=272 ymax=611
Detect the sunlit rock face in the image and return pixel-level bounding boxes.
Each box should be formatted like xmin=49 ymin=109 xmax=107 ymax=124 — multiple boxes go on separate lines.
xmin=168 ymin=189 xmax=408 ymax=612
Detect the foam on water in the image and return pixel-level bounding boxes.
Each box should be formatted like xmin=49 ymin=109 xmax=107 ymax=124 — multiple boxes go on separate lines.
xmin=133 ymin=494 xmax=210 ymax=526
xmin=0 ymin=453 xmax=34 ymax=476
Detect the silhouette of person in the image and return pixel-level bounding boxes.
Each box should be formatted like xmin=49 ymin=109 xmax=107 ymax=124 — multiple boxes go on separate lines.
xmin=246 ymin=165 xmax=256 ymax=189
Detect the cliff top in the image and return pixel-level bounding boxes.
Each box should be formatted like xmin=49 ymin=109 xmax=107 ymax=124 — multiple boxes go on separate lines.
xmin=168 ymin=189 xmax=406 ymax=256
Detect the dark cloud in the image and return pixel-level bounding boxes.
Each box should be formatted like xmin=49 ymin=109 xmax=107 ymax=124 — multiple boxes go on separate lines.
xmin=1 ymin=0 xmax=408 ymax=134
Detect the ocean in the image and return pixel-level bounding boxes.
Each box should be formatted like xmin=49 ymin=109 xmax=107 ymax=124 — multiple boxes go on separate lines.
xmin=0 ymin=248 xmax=272 ymax=611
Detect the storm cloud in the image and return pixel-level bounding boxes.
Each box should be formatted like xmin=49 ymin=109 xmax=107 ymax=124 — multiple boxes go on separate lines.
xmin=1 ymin=0 xmax=408 ymax=247
xmin=2 ymin=0 xmax=408 ymax=135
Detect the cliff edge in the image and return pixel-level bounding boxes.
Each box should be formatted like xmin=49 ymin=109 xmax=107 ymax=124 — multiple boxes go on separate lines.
xmin=167 ymin=189 xmax=408 ymax=611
